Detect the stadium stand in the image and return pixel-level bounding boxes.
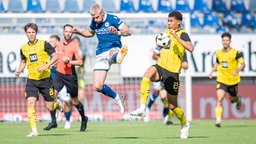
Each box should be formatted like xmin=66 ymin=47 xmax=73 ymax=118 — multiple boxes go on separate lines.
xmin=0 ymin=0 xmax=254 ymax=34
xmin=215 ymin=26 xmax=229 ymax=33
xmin=26 ymin=0 xmax=43 ymax=13
xmin=0 ymin=0 xmax=5 ymax=12
xmin=83 ymin=0 xmax=95 ymax=12
xmin=190 ymin=12 xmax=202 ymax=27
xmin=175 ymin=0 xmax=191 ymax=12
xmin=193 ymin=0 xmax=210 ymax=12
xmin=157 ymin=0 xmax=173 ymax=12
xmin=101 ymin=0 xmax=118 ymax=13
xmin=203 ymin=12 xmax=220 ymax=27
xmin=249 ymin=0 xmax=256 ymax=12
xmin=7 ymin=0 xmax=24 ymax=13
xmin=120 ymin=0 xmax=136 ymax=12
xmin=138 ymin=0 xmax=155 ymax=12
xmin=240 ymin=12 xmax=255 ymax=27
xmin=211 ymin=0 xmax=228 ymax=12
xmin=45 ymin=0 xmax=62 ymax=13
xmin=222 ymin=12 xmax=239 ymax=28
xmin=230 ymin=0 xmax=247 ymax=12
xmin=64 ymin=0 xmax=80 ymax=13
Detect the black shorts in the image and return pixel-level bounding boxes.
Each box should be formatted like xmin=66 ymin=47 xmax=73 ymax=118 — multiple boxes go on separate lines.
xmin=155 ymin=64 xmax=179 ymax=96
xmin=26 ymin=77 xmax=54 ymax=102
xmin=53 ymin=72 xmax=78 ymax=98
xmin=216 ymin=82 xmax=238 ymax=97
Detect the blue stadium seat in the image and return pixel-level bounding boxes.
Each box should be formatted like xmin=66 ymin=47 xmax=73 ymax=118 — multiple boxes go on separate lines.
xmin=249 ymin=0 xmax=256 ymax=12
xmin=230 ymin=0 xmax=247 ymax=12
xmin=222 ymin=13 xmax=239 ymax=27
xmin=190 ymin=12 xmax=202 ymax=27
xmin=240 ymin=12 xmax=255 ymax=27
xmin=102 ymin=0 xmax=118 ymax=13
xmin=0 ymin=0 xmax=5 ymax=12
xmin=8 ymin=0 xmax=24 ymax=13
xmin=26 ymin=0 xmax=43 ymax=13
xmin=45 ymin=0 xmax=62 ymax=13
xmin=64 ymin=0 xmax=80 ymax=13
xmin=120 ymin=0 xmax=136 ymax=12
xmin=212 ymin=0 xmax=228 ymax=12
xmin=157 ymin=0 xmax=172 ymax=12
xmin=83 ymin=0 xmax=95 ymax=12
xmin=193 ymin=0 xmax=210 ymax=12
xmin=175 ymin=0 xmax=191 ymax=12
xmin=138 ymin=0 xmax=154 ymax=12
xmin=216 ymin=26 xmax=229 ymax=33
xmin=203 ymin=12 xmax=220 ymax=27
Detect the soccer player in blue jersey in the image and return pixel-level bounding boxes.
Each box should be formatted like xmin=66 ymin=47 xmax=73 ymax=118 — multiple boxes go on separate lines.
xmin=73 ymin=3 xmax=131 ymax=114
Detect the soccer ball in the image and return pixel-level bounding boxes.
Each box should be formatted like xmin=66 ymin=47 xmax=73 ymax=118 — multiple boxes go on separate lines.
xmin=155 ymin=33 xmax=170 ymax=48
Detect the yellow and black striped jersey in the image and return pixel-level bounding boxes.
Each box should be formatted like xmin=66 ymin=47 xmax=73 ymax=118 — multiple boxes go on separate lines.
xmin=157 ymin=29 xmax=191 ymax=73
xmin=20 ymin=40 xmax=54 ymax=80
xmin=216 ymin=48 xmax=244 ymax=85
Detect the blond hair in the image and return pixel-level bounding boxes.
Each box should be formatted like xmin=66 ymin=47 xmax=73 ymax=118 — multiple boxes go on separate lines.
xmin=90 ymin=3 xmax=102 ymax=15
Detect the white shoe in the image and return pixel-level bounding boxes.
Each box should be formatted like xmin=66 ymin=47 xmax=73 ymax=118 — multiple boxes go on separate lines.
xmin=180 ymin=122 xmax=190 ymax=139
xmin=64 ymin=121 xmax=71 ymax=129
xmin=130 ymin=108 xmax=146 ymax=117
xmin=57 ymin=99 xmax=64 ymax=112
xmin=117 ymin=94 xmax=125 ymax=114
xmin=215 ymin=119 xmax=221 ymax=127
xmin=163 ymin=115 xmax=169 ymax=124
xmin=143 ymin=108 xmax=150 ymax=122
xmin=26 ymin=131 xmax=39 ymax=137
xmin=116 ymin=45 xmax=128 ymax=64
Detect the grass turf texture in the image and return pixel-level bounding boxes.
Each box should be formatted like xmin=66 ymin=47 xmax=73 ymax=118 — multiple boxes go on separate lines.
xmin=0 ymin=120 xmax=255 ymax=144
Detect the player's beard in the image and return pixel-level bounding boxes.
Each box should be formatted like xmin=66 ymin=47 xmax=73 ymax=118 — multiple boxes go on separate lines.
xmin=64 ymin=36 xmax=72 ymax=43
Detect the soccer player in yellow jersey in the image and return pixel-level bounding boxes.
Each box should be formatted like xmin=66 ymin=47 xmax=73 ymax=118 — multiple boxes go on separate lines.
xmin=209 ymin=32 xmax=245 ymax=127
xmin=130 ymin=11 xmax=194 ymax=139
xmin=15 ymin=23 xmax=59 ymax=137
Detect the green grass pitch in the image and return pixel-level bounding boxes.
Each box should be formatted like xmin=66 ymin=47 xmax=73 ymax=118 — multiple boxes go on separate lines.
xmin=0 ymin=120 xmax=255 ymax=144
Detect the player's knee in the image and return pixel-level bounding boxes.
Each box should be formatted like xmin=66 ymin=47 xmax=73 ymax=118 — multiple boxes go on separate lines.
xmin=94 ymin=84 xmax=103 ymax=92
xmin=46 ymin=105 xmax=54 ymax=111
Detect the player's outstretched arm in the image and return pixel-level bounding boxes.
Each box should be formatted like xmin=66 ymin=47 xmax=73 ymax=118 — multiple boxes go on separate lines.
xmin=73 ymin=28 xmax=95 ymax=38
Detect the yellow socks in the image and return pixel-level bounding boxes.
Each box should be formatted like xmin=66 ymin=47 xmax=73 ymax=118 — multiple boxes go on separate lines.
xmin=161 ymin=98 xmax=169 ymax=107
xmin=215 ymin=106 xmax=223 ymax=120
xmin=27 ymin=107 xmax=36 ymax=129
xmin=53 ymin=99 xmax=59 ymax=110
xmin=173 ymin=107 xmax=187 ymax=126
xmin=168 ymin=109 xmax=174 ymax=120
xmin=140 ymin=77 xmax=151 ymax=105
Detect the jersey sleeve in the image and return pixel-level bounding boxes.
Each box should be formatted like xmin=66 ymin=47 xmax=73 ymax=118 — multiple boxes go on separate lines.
xmin=44 ymin=41 xmax=55 ymax=55
xmin=111 ymin=15 xmax=123 ymax=30
xmin=236 ymin=51 xmax=244 ymax=63
xmin=180 ymin=32 xmax=191 ymax=42
xmin=20 ymin=49 xmax=26 ymax=60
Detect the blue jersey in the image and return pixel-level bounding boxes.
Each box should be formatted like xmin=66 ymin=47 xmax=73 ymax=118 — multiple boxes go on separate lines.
xmin=90 ymin=13 xmax=123 ymax=55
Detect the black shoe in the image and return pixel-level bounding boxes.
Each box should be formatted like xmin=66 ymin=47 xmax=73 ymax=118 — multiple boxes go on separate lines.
xmin=165 ymin=120 xmax=173 ymax=125
xmin=80 ymin=116 xmax=88 ymax=132
xmin=44 ymin=122 xmax=57 ymax=130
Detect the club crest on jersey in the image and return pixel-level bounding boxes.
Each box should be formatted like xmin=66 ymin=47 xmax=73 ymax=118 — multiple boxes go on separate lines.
xmin=105 ymin=22 xmax=110 ymax=27
xmin=36 ymin=46 xmax=41 ymax=50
